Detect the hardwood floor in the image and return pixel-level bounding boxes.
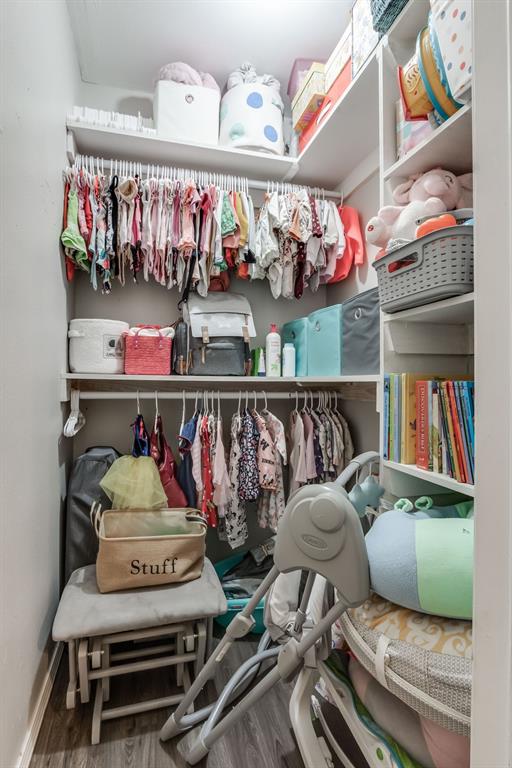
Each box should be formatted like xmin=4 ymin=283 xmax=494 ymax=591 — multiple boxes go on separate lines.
xmin=30 ymin=637 xmax=305 ymax=768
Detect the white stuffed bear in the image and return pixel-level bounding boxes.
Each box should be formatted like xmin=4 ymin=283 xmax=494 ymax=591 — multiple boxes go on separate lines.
xmin=366 ymin=169 xmax=473 ymax=249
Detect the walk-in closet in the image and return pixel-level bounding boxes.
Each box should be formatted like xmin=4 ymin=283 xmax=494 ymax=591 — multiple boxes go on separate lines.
xmin=1 ymin=1 xmax=511 ymax=767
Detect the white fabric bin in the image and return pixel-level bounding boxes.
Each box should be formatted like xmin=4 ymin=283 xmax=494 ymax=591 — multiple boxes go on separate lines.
xmin=68 ymin=319 xmax=129 ymax=374
xmin=219 ymin=83 xmax=284 ymax=155
xmin=153 ymin=80 xmax=220 ymax=145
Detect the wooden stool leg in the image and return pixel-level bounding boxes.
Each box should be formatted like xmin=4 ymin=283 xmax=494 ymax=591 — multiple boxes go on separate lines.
xmin=77 ymin=639 xmax=90 ymax=704
xmin=176 ymin=631 xmax=184 ymax=688
xmin=101 ymin=641 xmax=111 ymax=703
xmin=66 ymin=641 xmax=78 ymax=709
xmin=195 ymin=621 xmax=207 ymax=676
xmin=206 ymin=616 xmax=214 ymax=658
xmin=91 ymin=681 xmax=103 ymax=745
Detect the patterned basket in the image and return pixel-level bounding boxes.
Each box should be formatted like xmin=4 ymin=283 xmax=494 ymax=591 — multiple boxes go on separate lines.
xmin=370 ymin=0 xmax=409 ymax=34
xmin=373 ymin=226 xmax=474 ymax=313
xmin=124 ymin=326 xmax=172 ymax=375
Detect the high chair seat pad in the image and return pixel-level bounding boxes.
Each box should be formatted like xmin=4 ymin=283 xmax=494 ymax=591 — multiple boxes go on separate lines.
xmin=53 ymin=559 xmax=227 ymax=642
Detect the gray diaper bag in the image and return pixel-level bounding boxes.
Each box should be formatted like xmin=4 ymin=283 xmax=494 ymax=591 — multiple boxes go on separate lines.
xmin=173 ymin=293 xmax=256 ymax=376
xmin=65 ymin=446 xmax=120 ymax=581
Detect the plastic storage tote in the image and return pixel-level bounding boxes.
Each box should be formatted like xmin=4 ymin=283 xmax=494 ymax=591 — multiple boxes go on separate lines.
xmin=341 ymin=288 xmax=380 ymax=374
xmin=282 ymin=317 xmax=309 ymax=376
xmin=373 ymin=225 xmax=474 ymax=313
xmin=68 ymin=318 xmax=128 ymax=374
xmin=307 ymin=305 xmax=343 ymax=376
xmin=214 ymin=554 xmax=265 ymax=634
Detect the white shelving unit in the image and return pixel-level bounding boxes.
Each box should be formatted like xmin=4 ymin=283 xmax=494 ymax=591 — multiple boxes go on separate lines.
xmin=381 ymin=292 xmax=474 ymax=325
xmin=384 ymin=104 xmax=473 ymax=182
xmin=376 ymin=0 xmax=475 ymax=503
xmin=294 ymin=52 xmax=379 ymax=188
xmin=384 ymin=459 xmax=475 ymax=497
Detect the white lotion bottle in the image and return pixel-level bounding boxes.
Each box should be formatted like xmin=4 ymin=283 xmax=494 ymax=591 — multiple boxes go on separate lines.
xmin=265 ymin=323 xmax=281 ymax=377
xmin=282 ymin=343 xmax=296 ymax=377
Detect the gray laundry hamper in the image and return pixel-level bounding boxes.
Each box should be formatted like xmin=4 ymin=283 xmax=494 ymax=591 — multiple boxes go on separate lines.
xmin=341 ymin=288 xmax=380 ymax=374
xmin=65 ymin=446 xmax=120 ymax=581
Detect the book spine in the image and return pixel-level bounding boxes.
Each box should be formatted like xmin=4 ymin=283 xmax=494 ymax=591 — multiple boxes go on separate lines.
xmin=383 ymin=375 xmax=390 ymax=460
xmin=441 ymin=382 xmax=458 ymax=478
xmin=448 ymin=380 xmax=467 ymax=483
xmin=427 ymin=380 xmax=434 ymax=471
xmin=457 ymin=381 xmax=474 ymax=483
xmin=400 ymin=373 xmax=407 ymax=462
xmin=394 ymin=374 xmax=401 ymax=462
xmin=455 ymin=381 xmax=473 ymax=484
xmin=403 ymin=373 xmax=416 ymax=464
xmin=462 ymin=381 xmax=475 ymax=474
xmin=415 ymin=381 xmax=429 ymax=470
xmin=432 ymin=384 xmax=440 ymax=474
xmin=438 ymin=383 xmax=452 ymax=476
xmin=389 ymin=374 xmax=395 ymax=463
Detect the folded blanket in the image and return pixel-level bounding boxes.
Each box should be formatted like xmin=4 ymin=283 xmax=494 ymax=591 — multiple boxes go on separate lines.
xmin=156 ymin=62 xmax=220 ymax=93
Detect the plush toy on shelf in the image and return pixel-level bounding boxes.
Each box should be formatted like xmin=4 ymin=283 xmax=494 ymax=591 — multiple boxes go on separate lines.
xmin=366 ymin=168 xmax=473 ymax=250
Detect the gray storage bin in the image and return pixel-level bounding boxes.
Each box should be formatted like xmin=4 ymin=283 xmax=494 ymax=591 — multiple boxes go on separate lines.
xmin=341 ymin=288 xmax=380 ymax=374
xmin=373 ymin=225 xmax=474 ymax=314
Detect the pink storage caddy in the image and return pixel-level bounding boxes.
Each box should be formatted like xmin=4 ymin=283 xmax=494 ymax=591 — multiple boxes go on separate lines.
xmin=124 ymin=325 xmax=172 ymax=375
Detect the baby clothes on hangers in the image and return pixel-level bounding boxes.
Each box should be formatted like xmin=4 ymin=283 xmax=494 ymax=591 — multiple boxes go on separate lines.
xmin=238 ymin=409 xmax=260 ymax=502
xmin=62 ymin=159 xmax=364 ymax=295
xmin=224 ymin=411 xmax=249 ymax=548
xmin=150 ymin=415 xmax=187 ymax=507
xmin=257 ymin=409 xmax=287 ymax=531
xmin=176 ymin=412 xmax=198 ymax=508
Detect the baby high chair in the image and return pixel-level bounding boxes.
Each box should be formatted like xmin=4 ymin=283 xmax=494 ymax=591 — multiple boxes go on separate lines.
xmin=159 ymin=451 xmax=380 ymax=766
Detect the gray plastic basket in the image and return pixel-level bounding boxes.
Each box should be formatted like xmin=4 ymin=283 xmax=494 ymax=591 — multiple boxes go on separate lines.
xmin=373 ymin=225 xmax=474 ymax=314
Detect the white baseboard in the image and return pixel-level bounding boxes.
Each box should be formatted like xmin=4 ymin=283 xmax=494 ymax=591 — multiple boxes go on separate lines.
xmin=16 ymin=642 xmax=63 ymax=768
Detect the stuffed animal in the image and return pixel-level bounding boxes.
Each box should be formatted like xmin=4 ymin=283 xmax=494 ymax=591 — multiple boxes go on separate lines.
xmin=366 ymin=169 xmax=473 ymax=249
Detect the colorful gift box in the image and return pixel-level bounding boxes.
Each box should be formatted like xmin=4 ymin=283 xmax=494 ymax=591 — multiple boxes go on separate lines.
xmin=352 ymin=0 xmax=380 ymax=76
xmin=299 ymin=60 xmax=352 ymax=153
xmin=325 ymin=26 xmax=352 ymax=93
xmin=429 ymin=0 xmax=472 ymax=102
xmin=395 ymin=99 xmax=435 ymax=159
xmin=291 ymin=62 xmax=325 ymax=133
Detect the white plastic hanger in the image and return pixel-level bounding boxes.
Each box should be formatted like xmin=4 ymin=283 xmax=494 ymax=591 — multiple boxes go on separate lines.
xmin=180 ymin=390 xmax=186 ymax=434
xmin=63 ymin=388 xmax=86 ymax=438
xmin=154 ymin=391 xmax=160 ymax=430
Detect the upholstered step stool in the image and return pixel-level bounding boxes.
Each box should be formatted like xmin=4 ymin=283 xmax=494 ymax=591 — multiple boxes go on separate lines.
xmin=52 ymin=558 xmax=227 ymax=744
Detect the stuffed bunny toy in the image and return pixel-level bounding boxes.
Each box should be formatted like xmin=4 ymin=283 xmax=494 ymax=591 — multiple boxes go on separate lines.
xmin=366 ymin=169 xmax=473 ymax=249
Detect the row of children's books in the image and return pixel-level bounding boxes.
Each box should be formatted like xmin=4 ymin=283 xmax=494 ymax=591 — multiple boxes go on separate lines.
xmin=383 ymin=374 xmax=475 ymax=484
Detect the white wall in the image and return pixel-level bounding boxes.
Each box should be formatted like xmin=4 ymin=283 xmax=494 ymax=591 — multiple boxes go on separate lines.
xmin=0 ymin=2 xmax=80 ymax=765
xmin=73 ymin=275 xmax=327 ymax=348
xmin=78 ymin=81 xmax=153 ymax=119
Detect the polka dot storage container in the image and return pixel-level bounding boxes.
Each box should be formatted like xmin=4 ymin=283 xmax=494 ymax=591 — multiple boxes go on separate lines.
xmin=219 ymin=83 xmax=284 ymax=155
xmin=429 ymin=0 xmax=472 ymax=103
